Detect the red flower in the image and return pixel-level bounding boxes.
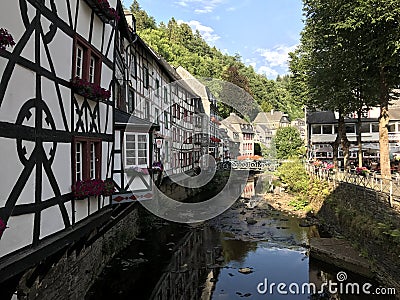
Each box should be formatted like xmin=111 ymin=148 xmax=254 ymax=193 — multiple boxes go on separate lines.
xmin=0 ymin=28 xmax=15 ymax=50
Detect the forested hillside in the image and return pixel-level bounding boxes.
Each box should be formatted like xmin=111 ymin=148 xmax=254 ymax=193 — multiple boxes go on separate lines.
xmin=129 ymin=0 xmax=303 ymax=120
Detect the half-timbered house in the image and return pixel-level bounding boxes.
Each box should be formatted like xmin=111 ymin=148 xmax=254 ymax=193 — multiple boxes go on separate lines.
xmin=0 ymin=0 xmax=117 ymax=283
xmin=112 ymin=13 xmax=201 ymax=202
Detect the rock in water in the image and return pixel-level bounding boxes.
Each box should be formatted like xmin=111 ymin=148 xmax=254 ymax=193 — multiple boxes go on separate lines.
xmin=238 ymin=267 xmax=253 ymax=274
xmin=246 ymin=218 xmax=257 ymax=225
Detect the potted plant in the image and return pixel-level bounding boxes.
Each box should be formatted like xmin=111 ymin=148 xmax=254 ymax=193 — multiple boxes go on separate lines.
xmin=355 ymin=166 xmax=369 ymax=176
xmin=0 ymin=28 xmax=15 ymax=50
xmin=102 ymin=179 xmax=115 ymax=196
xmin=0 ymin=217 xmax=7 ymax=238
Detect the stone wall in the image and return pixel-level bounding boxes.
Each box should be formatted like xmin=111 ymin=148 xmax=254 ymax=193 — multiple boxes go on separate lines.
xmin=15 ymin=205 xmax=141 ymax=300
xmin=315 ymin=182 xmax=400 ymax=292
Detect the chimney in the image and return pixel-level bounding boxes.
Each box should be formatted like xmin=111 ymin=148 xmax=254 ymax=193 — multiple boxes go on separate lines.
xmin=124 ymin=11 xmax=136 ymax=33
xmin=270 ymin=109 xmax=274 ymax=115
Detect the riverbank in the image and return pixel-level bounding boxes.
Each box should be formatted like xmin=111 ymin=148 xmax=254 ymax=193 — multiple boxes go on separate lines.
xmin=263 ymin=186 xmax=400 ymax=298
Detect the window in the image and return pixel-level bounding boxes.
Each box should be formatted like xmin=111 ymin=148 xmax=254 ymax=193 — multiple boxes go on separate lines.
xmin=164 ymin=87 xmax=168 ymax=103
xmin=128 ymin=88 xmax=135 ymax=113
xmin=371 ymin=123 xmax=379 ymax=132
xmin=164 ymin=141 xmax=169 ymax=161
xmin=143 ymin=66 xmax=149 ymax=88
xmin=115 ymin=81 xmax=124 ymax=111
xmin=73 ymin=138 xmax=101 ymax=182
xmin=73 ymin=37 xmax=101 ymax=85
xmin=155 ymin=79 xmax=160 ymax=96
xmin=76 ymin=46 xmax=84 ymax=78
xmin=388 ymin=123 xmax=396 ymax=133
xmin=164 ymin=112 xmax=169 ymax=129
xmin=144 ymin=101 xmax=150 ymax=120
xmin=312 ymin=125 xmax=322 ymax=134
xmin=124 ymin=133 xmax=149 ymax=167
xmin=360 ymin=123 xmax=371 ymax=133
xmin=89 ymin=55 xmax=96 ymax=83
xmin=130 ymin=55 xmax=137 ymax=78
xmin=345 ymin=124 xmax=356 ymax=134
xmin=155 ymin=108 xmax=159 ymax=124
xmin=322 ymin=125 xmax=332 ymax=134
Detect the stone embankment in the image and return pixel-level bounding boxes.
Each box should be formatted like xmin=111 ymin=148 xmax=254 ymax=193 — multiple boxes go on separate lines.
xmin=263 ymin=182 xmax=400 ymax=298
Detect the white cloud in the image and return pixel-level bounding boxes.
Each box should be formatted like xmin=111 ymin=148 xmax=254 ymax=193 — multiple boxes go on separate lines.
xmin=256 ymin=44 xmax=297 ymax=68
xmin=174 ymin=0 xmax=225 ymax=14
xmin=178 ymin=20 xmax=221 ymax=44
xmin=227 ymin=6 xmax=236 ymax=11
xmin=257 ymin=66 xmax=279 ymax=78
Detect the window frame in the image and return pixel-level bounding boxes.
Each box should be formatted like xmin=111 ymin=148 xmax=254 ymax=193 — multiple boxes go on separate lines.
xmin=73 ymin=35 xmax=102 ymax=86
xmin=72 ymin=137 xmax=102 ymax=183
xmin=124 ymin=133 xmax=149 ymax=168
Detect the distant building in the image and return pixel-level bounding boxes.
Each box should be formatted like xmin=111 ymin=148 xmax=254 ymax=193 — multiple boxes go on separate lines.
xmin=220 ymin=113 xmax=254 ymax=158
xmin=306 ymin=100 xmax=400 ymax=161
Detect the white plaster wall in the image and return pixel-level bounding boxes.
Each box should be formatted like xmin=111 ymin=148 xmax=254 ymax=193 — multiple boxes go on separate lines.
xmin=0 ymin=214 xmax=34 ymax=257
xmin=101 ymin=65 xmax=113 ymax=90
xmin=107 ymin=106 xmax=113 ymax=134
xmin=99 ymin=103 xmax=112 ymax=134
xmin=101 ymin=141 xmax=110 ymax=179
xmin=0 ymin=138 xmax=26 ymax=207
xmin=41 ymin=77 xmax=72 ymax=132
xmin=114 ymin=173 xmax=122 ymax=188
xmin=114 ymin=130 xmax=121 ymax=150
xmin=76 ymin=1 xmax=91 ymax=41
xmin=89 ymin=197 xmax=98 ymax=214
xmin=1 ymin=1 xmax=32 ymax=58
xmin=47 ymin=30 xmax=73 ymax=82
xmin=41 ymin=142 xmax=71 ymax=199
xmin=40 ymin=205 xmax=66 ymax=239
xmin=74 ymin=200 xmax=88 ymax=223
xmin=91 ymin=16 xmax=103 ymax=51
xmin=114 ymin=153 xmax=121 ymax=170
xmin=0 ymin=65 xmax=35 ymax=124
xmin=64 ymin=201 xmax=73 ymax=225
xmin=55 ymin=0 xmax=72 ymax=25
xmin=104 ymin=26 xmax=114 ymax=62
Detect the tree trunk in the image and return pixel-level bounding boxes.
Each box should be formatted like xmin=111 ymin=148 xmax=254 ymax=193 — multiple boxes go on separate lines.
xmin=357 ymin=109 xmax=363 ymax=167
xmin=338 ymin=110 xmax=350 ymax=170
xmin=379 ymin=67 xmax=391 ymax=179
xmin=332 ymin=130 xmax=340 ymax=171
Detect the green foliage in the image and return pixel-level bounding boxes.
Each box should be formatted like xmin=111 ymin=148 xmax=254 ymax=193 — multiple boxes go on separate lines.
xmin=130 ymin=3 xmax=303 ymax=120
xmin=275 ymin=159 xmax=309 ymax=193
xmin=289 ymin=196 xmax=309 ymax=211
xmin=273 ymin=127 xmax=304 ymax=159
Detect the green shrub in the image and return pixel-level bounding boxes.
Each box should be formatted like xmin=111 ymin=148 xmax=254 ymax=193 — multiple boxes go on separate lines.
xmin=275 ymin=159 xmax=309 ymax=193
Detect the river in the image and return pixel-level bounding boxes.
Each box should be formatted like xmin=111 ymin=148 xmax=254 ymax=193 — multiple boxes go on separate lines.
xmin=86 ymin=176 xmax=394 ymax=299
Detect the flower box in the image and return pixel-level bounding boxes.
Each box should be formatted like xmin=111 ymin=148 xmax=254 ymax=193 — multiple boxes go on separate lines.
xmin=0 ymin=28 xmax=15 ymax=50
xmin=72 ymin=179 xmax=115 ymax=199
xmin=85 ymin=0 xmax=120 ymax=22
xmin=152 ymin=161 xmax=164 ymax=171
xmin=0 ymin=217 xmax=7 ymax=238
xmin=355 ymin=166 xmax=369 ymax=176
xmin=71 ymin=77 xmax=111 ymax=101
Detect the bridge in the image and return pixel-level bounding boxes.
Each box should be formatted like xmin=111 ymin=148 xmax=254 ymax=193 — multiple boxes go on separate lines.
xmin=218 ymin=159 xmax=280 ymax=172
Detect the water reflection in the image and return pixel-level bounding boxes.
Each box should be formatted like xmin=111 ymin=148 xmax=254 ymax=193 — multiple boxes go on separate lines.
xmin=87 ymin=176 xmax=394 ymax=300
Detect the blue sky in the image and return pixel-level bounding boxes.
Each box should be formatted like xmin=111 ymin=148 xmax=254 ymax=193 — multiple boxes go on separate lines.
xmin=122 ymin=0 xmax=305 ymax=79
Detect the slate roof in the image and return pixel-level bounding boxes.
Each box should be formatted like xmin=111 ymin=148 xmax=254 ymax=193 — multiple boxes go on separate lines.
xmin=253 ymin=111 xmax=286 ymax=124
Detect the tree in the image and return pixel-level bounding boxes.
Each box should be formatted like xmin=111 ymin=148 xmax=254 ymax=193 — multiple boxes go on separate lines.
xmin=130 ymin=0 xmax=156 ymax=31
xmin=291 ymin=0 xmax=400 ymax=177
xmin=273 ymin=127 xmax=304 ymax=159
